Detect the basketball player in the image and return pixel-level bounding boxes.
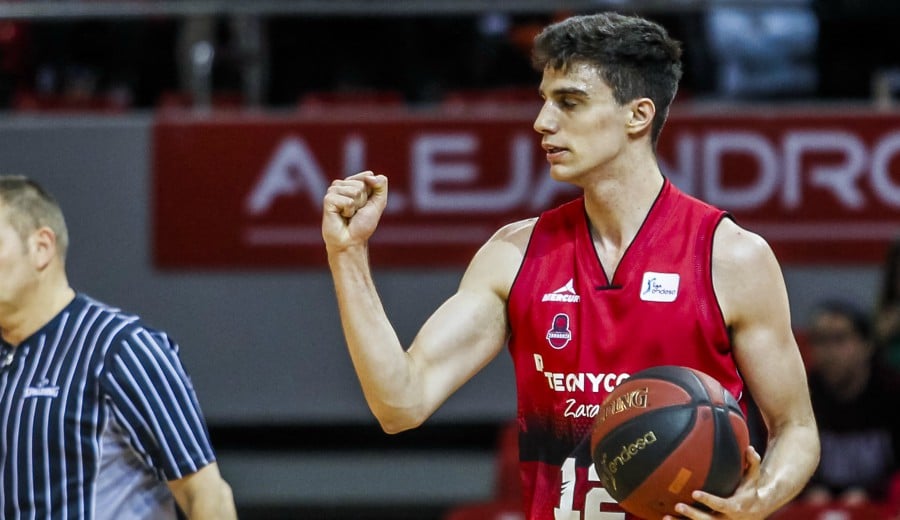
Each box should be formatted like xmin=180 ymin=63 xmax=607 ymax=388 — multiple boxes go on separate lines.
xmin=322 ymin=12 xmax=819 ymax=520
xmin=0 ymin=175 xmax=236 ymax=519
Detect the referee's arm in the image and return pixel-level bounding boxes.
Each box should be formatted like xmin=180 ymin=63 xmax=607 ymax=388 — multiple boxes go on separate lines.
xmin=168 ymin=462 xmax=236 ymax=520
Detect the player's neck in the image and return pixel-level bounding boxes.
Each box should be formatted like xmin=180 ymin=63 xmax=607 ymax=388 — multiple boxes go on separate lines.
xmin=582 ymin=166 xmax=663 ymax=280
xmin=583 ymin=165 xmax=664 ymax=248
xmin=0 ymin=275 xmax=75 ymax=347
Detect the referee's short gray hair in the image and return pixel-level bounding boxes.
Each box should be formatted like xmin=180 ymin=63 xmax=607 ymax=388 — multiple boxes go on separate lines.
xmin=0 ymin=175 xmax=69 ymax=259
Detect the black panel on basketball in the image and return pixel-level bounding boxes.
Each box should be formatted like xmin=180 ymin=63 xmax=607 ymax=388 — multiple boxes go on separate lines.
xmin=704 ymin=404 xmax=745 ymax=498
xmin=593 ymin=405 xmax=695 ymax=499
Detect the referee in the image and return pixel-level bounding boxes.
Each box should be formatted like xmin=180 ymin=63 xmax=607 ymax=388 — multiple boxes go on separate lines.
xmin=0 ymin=175 xmax=236 ymax=519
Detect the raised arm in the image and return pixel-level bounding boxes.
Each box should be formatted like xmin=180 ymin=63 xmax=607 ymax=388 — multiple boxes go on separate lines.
xmin=677 ymin=218 xmax=820 ymax=519
xmin=322 ymin=171 xmax=528 ymax=433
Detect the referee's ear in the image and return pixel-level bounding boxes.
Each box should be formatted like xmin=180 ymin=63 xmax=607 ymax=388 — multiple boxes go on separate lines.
xmin=29 ymin=226 xmax=59 ymax=271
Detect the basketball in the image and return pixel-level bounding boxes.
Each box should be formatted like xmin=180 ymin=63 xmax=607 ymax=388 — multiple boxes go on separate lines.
xmin=590 ymin=365 xmax=750 ymax=520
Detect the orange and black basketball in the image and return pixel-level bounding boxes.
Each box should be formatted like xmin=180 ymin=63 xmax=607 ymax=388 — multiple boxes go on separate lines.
xmin=590 ymin=365 xmax=749 ymax=520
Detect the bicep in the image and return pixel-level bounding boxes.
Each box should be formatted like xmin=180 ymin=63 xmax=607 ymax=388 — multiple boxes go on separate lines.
xmin=410 ymin=288 xmax=508 ymax=410
xmin=406 ymin=223 xmax=526 ymax=414
xmin=713 ymin=222 xmax=814 ymax=435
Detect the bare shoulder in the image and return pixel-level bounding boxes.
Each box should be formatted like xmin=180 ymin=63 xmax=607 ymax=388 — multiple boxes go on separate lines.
xmin=461 ymin=217 xmax=537 ymax=298
xmin=712 ymin=218 xmax=787 ymax=326
xmin=490 ymin=217 xmax=537 ymax=249
xmin=712 ymin=217 xmax=778 ymax=274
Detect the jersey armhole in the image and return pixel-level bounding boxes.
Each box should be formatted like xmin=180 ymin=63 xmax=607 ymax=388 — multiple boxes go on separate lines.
xmin=705 ymin=212 xmax=733 ymax=348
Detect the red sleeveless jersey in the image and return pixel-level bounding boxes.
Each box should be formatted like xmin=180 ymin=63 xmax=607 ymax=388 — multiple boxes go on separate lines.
xmin=507 ymin=179 xmax=741 ymax=520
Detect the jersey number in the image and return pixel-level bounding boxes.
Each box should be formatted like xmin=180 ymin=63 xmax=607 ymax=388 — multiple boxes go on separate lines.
xmin=554 ymin=457 xmax=625 ymax=520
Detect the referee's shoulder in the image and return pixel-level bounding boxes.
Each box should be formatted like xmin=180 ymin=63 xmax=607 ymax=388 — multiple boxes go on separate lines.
xmin=81 ymin=295 xmax=178 ymax=354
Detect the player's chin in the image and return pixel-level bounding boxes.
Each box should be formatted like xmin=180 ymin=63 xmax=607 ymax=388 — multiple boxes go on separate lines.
xmin=548 ymin=164 xmax=575 ymax=182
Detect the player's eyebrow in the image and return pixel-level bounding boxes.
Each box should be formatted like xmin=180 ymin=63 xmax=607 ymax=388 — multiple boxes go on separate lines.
xmin=543 ymin=86 xmax=590 ymax=99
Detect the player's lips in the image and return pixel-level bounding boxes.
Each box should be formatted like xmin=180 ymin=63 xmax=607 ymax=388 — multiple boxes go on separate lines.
xmin=542 ymin=143 xmax=569 ymax=161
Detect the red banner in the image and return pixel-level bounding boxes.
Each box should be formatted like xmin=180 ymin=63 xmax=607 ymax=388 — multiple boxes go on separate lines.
xmin=152 ymin=108 xmax=900 ymax=269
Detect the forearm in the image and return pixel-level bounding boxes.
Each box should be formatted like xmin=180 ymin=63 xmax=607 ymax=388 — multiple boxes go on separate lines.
xmin=328 ymin=247 xmax=422 ymax=431
xmin=757 ymin=420 xmax=821 ymax=513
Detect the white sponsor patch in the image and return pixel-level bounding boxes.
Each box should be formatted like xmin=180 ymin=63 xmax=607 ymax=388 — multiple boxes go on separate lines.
xmin=639 ymin=272 xmax=680 ymax=302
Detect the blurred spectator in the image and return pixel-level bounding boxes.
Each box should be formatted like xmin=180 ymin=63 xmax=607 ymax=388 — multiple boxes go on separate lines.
xmin=17 ymin=19 xmax=177 ymax=110
xmin=801 ymin=300 xmax=900 ymax=513
xmin=704 ymin=1 xmax=818 ymax=100
xmin=874 ymin=238 xmax=900 ymax=372
xmin=813 ymin=0 xmax=900 ymax=101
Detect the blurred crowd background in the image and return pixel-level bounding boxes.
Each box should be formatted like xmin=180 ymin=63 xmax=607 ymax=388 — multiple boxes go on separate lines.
xmin=0 ymin=0 xmax=897 ymax=112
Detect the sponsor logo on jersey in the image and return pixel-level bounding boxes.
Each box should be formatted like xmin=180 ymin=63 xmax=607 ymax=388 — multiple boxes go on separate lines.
xmin=533 ymin=355 xmax=632 ymax=420
xmin=546 ymin=313 xmax=572 ymax=349
xmin=533 ymin=355 xmax=630 ymax=394
xmin=24 ymin=379 xmax=60 ymax=398
xmin=640 ymin=272 xmax=680 ymax=302
xmin=542 ymin=278 xmax=581 ymax=303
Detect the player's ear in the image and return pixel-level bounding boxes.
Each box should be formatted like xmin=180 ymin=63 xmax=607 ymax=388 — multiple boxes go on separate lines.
xmin=29 ymin=226 xmax=57 ymax=270
xmin=626 ymin=98 xmax=655 ymax=136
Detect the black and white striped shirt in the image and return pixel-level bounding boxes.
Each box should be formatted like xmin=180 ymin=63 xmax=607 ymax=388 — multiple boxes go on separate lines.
xmin=0 ymin=293 xmax=217 ymax=520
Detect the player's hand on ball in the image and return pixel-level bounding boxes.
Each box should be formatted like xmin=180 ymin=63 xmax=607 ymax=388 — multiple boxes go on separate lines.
xmin=322 ymin=171 xmax=388 ymax=252
xmin=665 ymin=446 xmax=766 ymax=520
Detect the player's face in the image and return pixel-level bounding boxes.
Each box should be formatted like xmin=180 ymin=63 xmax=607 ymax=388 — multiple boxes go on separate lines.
xmin=0 ymin=205 xmax=37 ymax=310
xmin=534 ymin=62 xmax=631 ymax=184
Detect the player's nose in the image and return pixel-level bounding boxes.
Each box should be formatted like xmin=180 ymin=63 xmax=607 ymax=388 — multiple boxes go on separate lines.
xmin=533 ymin=103 xmax=558 ymax=135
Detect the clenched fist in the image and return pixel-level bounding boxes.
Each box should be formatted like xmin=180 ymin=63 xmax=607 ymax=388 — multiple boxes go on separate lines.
xmin=322 ymin=171 xmax=389 ymax=254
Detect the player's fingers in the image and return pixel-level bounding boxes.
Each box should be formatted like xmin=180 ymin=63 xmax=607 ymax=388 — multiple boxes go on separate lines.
xmin=328 ymin=179 xmax=367 ymax=199
xmin=344 ymin=170 xmax=376 ymax=182
xmin=734 ymin=445 xmax=763 ymax=492
xmin=362 ymin=174 xmax=388 ymax=209
xmin=670 ymin=502 xmax=716 ymax=520
xmin=330 ymin=186 xmax=368 ymax=213
xmin=322 ymin=192 xmax=360 ymax=219
xmin=327 ymin=180 xmax=369 ymax=214
xmin=686 ymin=490 xmax=727 ymax=513
xmin=683 ymin=445 xmax=763 ymax=517
xmin=745 ymin=445 xmax=762 ymax=477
